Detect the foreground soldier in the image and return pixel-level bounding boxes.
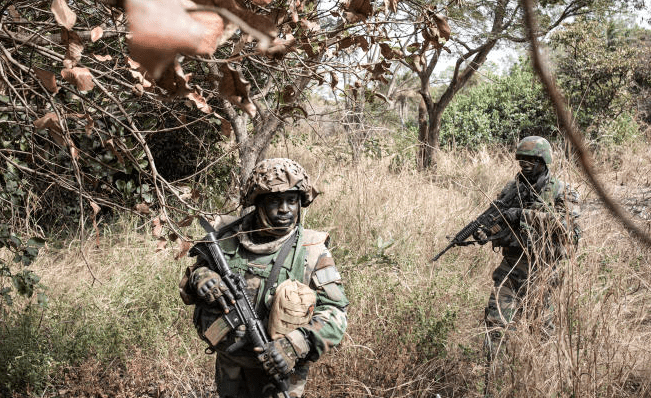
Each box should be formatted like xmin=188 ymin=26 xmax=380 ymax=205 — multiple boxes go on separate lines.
xmin=474 ymin=136 xmax=581 ymax=345
xmin=179 ymin=158 xmax=348 ymax=397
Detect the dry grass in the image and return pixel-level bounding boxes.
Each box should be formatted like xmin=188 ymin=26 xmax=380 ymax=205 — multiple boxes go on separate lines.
xmin=5 ymin=132 xmax=651 ymax=397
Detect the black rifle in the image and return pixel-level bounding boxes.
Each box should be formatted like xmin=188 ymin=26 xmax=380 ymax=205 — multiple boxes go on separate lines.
xmin=432 ymin=177 xmax=544 ymax=262
xmin=189 ymin=221 xmax=291 ymax=398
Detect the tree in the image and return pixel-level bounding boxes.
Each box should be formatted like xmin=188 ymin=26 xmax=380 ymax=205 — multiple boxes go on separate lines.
xmin=549 ymin=16 xmax=651 ymax=141
xmin=373 ymin=0 xmax=619 ymax=169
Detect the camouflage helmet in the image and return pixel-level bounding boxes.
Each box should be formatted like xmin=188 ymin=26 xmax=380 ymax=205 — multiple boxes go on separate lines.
xmin=515 ymin=136 xmax=552 ymax=166
xmin=242 ymin=158 xmax=318 ymax=208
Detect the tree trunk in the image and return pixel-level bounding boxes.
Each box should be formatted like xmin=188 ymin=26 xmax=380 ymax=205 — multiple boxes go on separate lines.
xmin=417 ymin=97 xmax=430 ymax=169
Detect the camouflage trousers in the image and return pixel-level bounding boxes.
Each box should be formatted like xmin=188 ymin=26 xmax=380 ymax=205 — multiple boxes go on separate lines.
xmin=216 ymin=352 xmax=309 ymax=398
xmin=484 ymin=250 xmax=557 ymax=331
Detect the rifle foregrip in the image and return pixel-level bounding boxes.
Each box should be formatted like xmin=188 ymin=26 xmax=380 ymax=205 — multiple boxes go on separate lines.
xmin=454 ymin=220 xmax=480 ymax=243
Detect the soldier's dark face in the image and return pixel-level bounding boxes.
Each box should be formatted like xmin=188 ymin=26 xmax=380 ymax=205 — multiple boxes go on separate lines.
xmin=259 ymin=192 xmax=300 ymax=229
xmin=518 ymin=156 xmax=546 ymax=180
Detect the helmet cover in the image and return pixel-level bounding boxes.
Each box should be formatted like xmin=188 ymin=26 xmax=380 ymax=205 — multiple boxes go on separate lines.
xmin=515 ymin=136 xmax=553 ymax=166
xmin=242 ymin=158 xmax=318 ymax=207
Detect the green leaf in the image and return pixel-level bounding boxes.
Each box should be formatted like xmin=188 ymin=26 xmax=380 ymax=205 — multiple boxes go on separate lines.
xmin=27 ymin=237 xmax=46 ymax=247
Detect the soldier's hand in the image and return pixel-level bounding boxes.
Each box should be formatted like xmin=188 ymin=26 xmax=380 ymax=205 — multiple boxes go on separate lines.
xmin=190 ymin=267 xmax=234 ymax=311
xmin=473 ymin=229 xmax=489 ymax=245
xmin=503 ymin=207 xmax=523 ymax=224
xmin=256 ymin=338 xmax=298 ymax=376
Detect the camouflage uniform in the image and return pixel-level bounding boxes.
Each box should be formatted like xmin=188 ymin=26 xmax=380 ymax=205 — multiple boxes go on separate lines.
xmin=181 ymin=159 xmax=348 ymax=398
xmin=483 ymin=137 xmax=581 ymax=331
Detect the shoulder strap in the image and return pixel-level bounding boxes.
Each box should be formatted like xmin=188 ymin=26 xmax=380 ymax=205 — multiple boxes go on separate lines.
xmin=256 ymin=230 xmax=299 ymax=316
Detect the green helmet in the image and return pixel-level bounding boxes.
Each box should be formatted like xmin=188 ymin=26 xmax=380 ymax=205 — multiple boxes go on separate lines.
xmin=241 ymin=158 xmax=318 ymax=208
xmin=515 ymin=136 xmax=552 ymax=166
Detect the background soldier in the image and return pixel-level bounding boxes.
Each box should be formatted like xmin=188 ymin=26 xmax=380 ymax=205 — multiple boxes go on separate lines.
xmin=180 ymin=158 xmax=348 ymax=398
xmin=474 ymin=136 xmax=581 ymax=350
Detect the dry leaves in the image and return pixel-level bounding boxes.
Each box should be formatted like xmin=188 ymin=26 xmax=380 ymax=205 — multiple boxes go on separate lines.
xmin=51 ymin=0 xmax=76 ymax=30
xmin=89 ymin=200 xmax=101 ymax=246
xmin=34 ymin=68 xmax=59 ymax=93
xmin=34 ymin=112 xmax=63 ymax=136
xmin=61 ymin=67 xmax=95 ymax=91
xmin=125 ymin=0 xmax=209 ymax=79
xmin=423 ymin=13 xmax=450 ymax=49
xmin=174 ymin=240 xmax=191 ymax=259
xmin=90 ymin=26 xmax=104 ymax=42
xmin=62 ymin=29 xmax=83 ymax=69
xmin=343 ymin=0 xmax=372 ymax=23
xmin=219 ymin=64 xmax=256 ymax=117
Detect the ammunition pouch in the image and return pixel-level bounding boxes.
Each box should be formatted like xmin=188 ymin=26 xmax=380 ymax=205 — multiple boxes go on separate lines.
xmin=193 ymin=304 xmax=231 ymax=348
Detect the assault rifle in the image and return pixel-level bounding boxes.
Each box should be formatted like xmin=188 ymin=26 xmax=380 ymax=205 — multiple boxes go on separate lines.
xmin=431 ymin=177 xmax=544 ymax=262
xmin=189 ymin=219 xmax=291 ymax=398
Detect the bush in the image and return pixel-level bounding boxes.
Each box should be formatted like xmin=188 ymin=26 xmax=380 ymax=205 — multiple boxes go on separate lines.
xmin=440 ymin=62 xmax=558 ymax=148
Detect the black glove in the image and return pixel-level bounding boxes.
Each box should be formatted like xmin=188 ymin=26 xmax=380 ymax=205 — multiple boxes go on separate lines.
xmin=190 ymin=266 xmax=234 ymax=311
xmin=502 ymin=207 xmax=522 ymax=224
xmin=257 ymin=337 xmax=298 ymax=376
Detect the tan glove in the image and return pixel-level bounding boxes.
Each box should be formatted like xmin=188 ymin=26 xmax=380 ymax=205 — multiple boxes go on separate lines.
xmin=190 ymin=266 xmax=234 ymax=311
xmin=257 ymin=337 xmax=298 ymax=376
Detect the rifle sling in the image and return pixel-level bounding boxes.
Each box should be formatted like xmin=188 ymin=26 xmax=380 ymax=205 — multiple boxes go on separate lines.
xmin=256 ymin=230 xmax=299 ymax=318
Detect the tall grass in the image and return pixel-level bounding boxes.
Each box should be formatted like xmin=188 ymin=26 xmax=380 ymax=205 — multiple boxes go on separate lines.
xmin=2 ymin=130 xmax=650 ymax=397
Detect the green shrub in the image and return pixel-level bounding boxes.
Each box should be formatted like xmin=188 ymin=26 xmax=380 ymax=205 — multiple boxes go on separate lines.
xmin=440 ymin=62 xmax=558 ymax=148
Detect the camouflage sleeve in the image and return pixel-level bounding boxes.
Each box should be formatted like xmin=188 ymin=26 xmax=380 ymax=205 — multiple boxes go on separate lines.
xmin=298 ymin=247 xmax=349 ymax=362
xmin=522 ymin=181 xmax=581 ymax=247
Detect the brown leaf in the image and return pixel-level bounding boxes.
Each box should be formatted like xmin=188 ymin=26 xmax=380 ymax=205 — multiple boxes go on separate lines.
xmin=152 ymin=216 xmax=163 ymax=237
xmin=423 ymin=13 xmax=450 ymax=49
xmin=83 ymin=115 xmax=94 ymax=135
xmin=90 ymin=201 xmax=100 ymax=216
xmin=281 ymin=85 xmax=297 ymax=103
xmin=355 ymin=36 xmax=369 ymax=52
xmin=126 ymin=0 xmax=208 ymax=79
xmin=34 ymin=68 xmax=59 ymax=93
xmin=92 ymin=53 xmax=113 ymax=62
xmin=221 ymin=119 xmax=232 ymax=137
xmin=300 ymin=19 xmax=319 ymax=33
xmin=105 ymin=138 xmax=125 ymax=164
xmin=187 ymin=91 xmax=212 ymax=113
xmin=61 ymin=67 xmax=95 ymax=91
xmin=266 ymin=35 xmax=296 ymax=58
xmin=156 ymin=60 xmax=193 ymax=98
xmin=280 ymin=105 xmax=308 ymax=118
xmin=8 ymin=6 xmax=22 ymax=21
xmin=90 ymin=26 xmax=104 ymax=42
xmin=330 ymin=71 xmax=338 ymax=90
xmin=379 ymin=43 xmax=402 ymax=60
xmin=178 ymin=216 xmax=194 ymax=227
xmin=188 ymin=9 xmax=225 ymax=55
xmin=174 ymin=240 xmax=191 ymax=259
xmin=156 ymin=237 xmax=168 ymax=252
xmin=212 ymin=0 xmax=277 ymax=38
xmin=34 ymin=113 xmax=64 ymax=143
xmin=135 ymin=203 xmax=151 ymax=215
xmin=219 ymin=64 xmax=256 ymax=117
xmin=384 ymin=0 xmax=398 ymax=13
xmin=70 ymin=145 xmax=79 ymax=160
xmin=231 ymin=34 xmax=250 ymax=56
xmin=62 ymin=29 xmax=83 ymax=69
xmin=338 ymin=37 xmax=355 ymax=52
xmin=435 ymin=14 xmax=451 ymax=41
xmin=343 ymin=0 xmax=372 ymax=23
xmin=51 ymin=0 xmax=77 ymax=30
xmin=89 ymin=200 xmax=101 ymax=247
